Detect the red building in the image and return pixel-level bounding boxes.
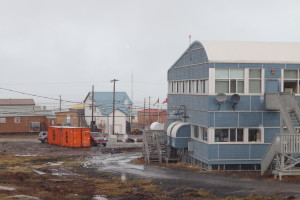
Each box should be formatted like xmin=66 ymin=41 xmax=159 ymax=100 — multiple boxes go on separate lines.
xmin=0 ymin=99 xmax=56 ymax=133
xmin=137 ymin=109 xmax=167 ymax=125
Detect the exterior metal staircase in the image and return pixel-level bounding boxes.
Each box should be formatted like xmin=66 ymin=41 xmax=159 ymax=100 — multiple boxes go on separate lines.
xmin=289 ymin=111 xmax=300 ymax=128
xmin=261 ymin=93 xmax=300 ymax=179
xmin=143 ymin=130 xmax=167 ymax=163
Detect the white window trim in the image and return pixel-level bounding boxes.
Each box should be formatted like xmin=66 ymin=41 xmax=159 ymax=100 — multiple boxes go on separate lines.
xmin=212 ymin=127 xmax=264 ymax=144
xmin=191 ymin=125 xmax=208 ymax=143
xmin=248 ymin=69 xmax=264 ymax=95
xmin=0 ymin=118 xmax=6 ymax=123
xmin=212 ymin=68 xmax=264 ymax=95
xmin=215 ymin=68 xmax=245 ymax=94
xmin=209 ymin=68 xmax=215 ymax=95
xmin=168 ymin=79 xmax=209 ymax=95
xmin=282 ymin=69 xmax=300 ymax=94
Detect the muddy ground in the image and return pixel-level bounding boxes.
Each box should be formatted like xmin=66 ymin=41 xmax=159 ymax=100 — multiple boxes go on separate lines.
xmin=1 ymin=133 xmax=300 ymax=200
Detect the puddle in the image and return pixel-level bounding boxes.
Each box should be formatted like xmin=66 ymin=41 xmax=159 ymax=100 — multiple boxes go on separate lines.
xmin=86 ymin=152 xmax=173 ymax=179
xmin=46 ymin=161 xmax=64 ymax=166
xmin=14 ymin=154 xmax=37 ymax=157
xmin=4 ymin=195 xmax=41 ymax=199
xmin=52 ymin=172 xmax=70 ymax=176
xmin=0 ymin=186 xmax=16 ymax=191
xmin=92 ymin=195 xmax=108 ymax=200
xmin=31 ymin=169 xmax=46 ymax=175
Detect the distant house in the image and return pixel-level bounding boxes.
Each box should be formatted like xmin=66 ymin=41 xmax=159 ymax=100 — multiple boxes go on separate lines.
xmin=83 ymin=92 xmax=132 ymax=135
xmin=0 ymin=99 xmax=56 ymax=133
xmin=55 ymin=104 xmax=87 ymax=127
xmin=138 ymin=109 xmax=167 ymax=125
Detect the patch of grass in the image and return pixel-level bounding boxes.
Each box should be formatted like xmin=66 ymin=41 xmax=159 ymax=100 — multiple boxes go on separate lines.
xmin=132 ymin=156 xmax=146 ymax=164
xmin=222 ymin=194 xmax=282 ymax=200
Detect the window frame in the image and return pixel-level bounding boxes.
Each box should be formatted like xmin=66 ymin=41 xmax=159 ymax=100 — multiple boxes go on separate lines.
xmin=14 ymin=117 xmax=20 ymax=123
xmin=249 ymin=69 xmax=262 ymax=94
xmin=0 ymin=118 xmax=6 ymax=123
xmin=213 ymin=128 xmax=263 ymax=144
xmin=215 ymin=69 xmax=245 ymax=94
xmin=283 ymin=69 xmax=299 ymax=94
xmin=168 ymin=79 xmax=208 ymax=95
xmin=192 ymin=125 xmax=208 ymax=142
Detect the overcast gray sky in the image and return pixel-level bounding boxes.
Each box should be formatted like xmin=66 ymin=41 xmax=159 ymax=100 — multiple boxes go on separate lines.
xmin=1 ymin=0 xmax=300 ymax=109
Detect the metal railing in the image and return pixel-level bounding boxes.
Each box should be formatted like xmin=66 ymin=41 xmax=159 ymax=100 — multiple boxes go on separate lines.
xmin=280 ymin=134 xmax=300 ymax=154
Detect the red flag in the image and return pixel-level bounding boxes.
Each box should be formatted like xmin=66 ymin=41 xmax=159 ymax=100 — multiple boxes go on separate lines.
xmin=162 ymin=98 xmax=168 ymax=104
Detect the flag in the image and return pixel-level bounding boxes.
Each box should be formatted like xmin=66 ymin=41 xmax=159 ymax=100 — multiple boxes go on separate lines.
xmin=162 ymin=98 xmax=168 ymax=104
xmin=153 ymin=98 xmax=159 ymax=106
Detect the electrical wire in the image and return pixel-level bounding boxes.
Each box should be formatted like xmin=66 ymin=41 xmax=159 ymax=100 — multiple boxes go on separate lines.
xmin=0 ymin=87 xmax=81 ymax=104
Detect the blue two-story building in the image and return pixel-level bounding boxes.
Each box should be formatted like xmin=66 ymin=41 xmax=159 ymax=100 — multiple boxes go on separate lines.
xmin=167 ymin=41 xmax=300 ymax=170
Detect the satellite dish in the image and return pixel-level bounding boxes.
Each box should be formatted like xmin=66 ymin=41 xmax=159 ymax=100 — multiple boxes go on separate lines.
xmin=216 ymin=93 xmax=227 ymax=103
xmin=216 ymin=93 xmax=227 ymax=110
xmin=231 ymin=94 xmax=240 ymax=110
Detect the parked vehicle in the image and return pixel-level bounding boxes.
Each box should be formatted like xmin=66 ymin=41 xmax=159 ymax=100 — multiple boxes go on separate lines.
xmin=38 ymin=131 xmax=48 ymax=143
xmin=90 ymin=132 xmax=107 ymax=147
xmin=129 ymin=129 xmax=143 ymax=135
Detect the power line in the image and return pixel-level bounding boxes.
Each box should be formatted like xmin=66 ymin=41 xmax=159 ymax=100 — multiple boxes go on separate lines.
xmin=0 ymin=87 xmax=81 ymax=104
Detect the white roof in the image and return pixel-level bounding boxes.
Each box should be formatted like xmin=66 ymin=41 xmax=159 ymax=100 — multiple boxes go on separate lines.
xmin=200 ymin=41 xmax=300 ymax=64
xmin=150 ymin=122 xmax=164 ymax=130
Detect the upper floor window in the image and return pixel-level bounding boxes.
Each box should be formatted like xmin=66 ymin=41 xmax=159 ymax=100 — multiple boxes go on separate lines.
xmin=249 ymin=69 xmax=262 ymax=93
xmin=215 ymin=69 xmax=244 ymax=93
xmin=168 ymin=80 xmax=208 ymax=94
xmin=284 ymin=70 xmax=299 ymax=93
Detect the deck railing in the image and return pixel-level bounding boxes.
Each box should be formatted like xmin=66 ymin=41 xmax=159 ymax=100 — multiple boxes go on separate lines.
xmin=280 ymin=134 xmax=300 ymax=154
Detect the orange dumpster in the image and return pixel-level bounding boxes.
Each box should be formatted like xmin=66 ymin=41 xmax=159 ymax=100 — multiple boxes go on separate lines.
xmin=47 ymin=126 xmax=91 ymax=148
xmin=82 ymin=128 xmax=91 ymax=147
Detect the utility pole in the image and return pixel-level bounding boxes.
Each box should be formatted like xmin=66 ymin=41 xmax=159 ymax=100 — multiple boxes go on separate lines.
xmin=143 ymin=98 xmax=146 ymax=128
xmin=111 ymin=79 xmax=119 ymax=135
xmin=59 ymin=95 xmax=62 ymax=111
xmin=91 ymin=85 xmax=94 ymax=131
xmin=130 ymin=73 xmax=133 ymax=124
xmin=148 ymin=96 xmax=151 ymax=124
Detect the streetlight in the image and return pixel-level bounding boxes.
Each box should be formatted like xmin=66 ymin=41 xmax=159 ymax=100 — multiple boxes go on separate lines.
xmin=111 ymin=79 xmax=119 ymax=135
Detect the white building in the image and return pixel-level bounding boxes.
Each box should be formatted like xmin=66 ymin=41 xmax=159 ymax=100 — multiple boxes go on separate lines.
xmin=84 ymin=92 xmax=132 ymax=135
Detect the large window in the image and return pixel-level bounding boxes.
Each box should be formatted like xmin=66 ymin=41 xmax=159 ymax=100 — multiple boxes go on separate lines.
xmin=215 ymin=128 xmax=244 ymax=142
xmin=215 ymin=69 xmax=244 ymax=93
xmin=249 ymin=69 xmax=262 ymax=93
xmin=0 ymin=118 xmax=6 ymax=123
xmin=284 ymin=70 xmax=299 ymax=93
xmin=214 ymin=128 xmax=263 ymax=143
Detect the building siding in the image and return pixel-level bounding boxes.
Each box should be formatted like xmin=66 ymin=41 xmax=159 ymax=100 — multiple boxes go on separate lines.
xmin=167 ymin=41 xmax=300 ymax=168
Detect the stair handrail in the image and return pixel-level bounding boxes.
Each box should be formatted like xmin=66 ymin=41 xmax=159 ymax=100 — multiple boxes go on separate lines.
xmin=261 ymin=134 xmax=281 ymax=175
xmin=290 ymin=93 xmax=300 ymax=128
xmin=278 ymin=93 xmax=297 ymax=134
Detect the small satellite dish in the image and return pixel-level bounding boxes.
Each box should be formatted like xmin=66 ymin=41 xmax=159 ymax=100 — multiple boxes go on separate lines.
xmin=231 ymin=94 xmax=240 ymax=110
xmin=216 ymin=93 xmax=227 ymax=110
xmin=216 ymin=93 xmax=227 ymax=103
